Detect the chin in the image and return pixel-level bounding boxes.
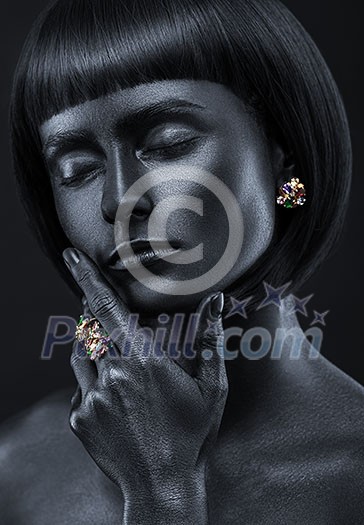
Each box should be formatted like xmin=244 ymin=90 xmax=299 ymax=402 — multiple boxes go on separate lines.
xmin=111 ymin=279 xmax=211 ymax=315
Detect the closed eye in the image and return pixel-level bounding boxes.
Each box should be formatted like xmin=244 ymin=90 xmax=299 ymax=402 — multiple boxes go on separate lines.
xmin=138 ymin=137 xmax=201 ymax=159
xmin=59 ymin=166 xmax=104 ymax=188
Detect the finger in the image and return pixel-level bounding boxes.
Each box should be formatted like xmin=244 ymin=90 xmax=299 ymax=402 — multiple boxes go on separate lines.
xmin=194 ymin=292 xmax=229 ymax=401
xmin=70 ymin=338 xmax=97 ymax=395
xmin=70 ymin=385 xmax=82 ymax=409
xmin=63 ymin=248 xmax=142 ymax=366
xmin=81 ymin=295 xmax=93 ymax=318
xmin=79 ymin=295 xmax=120 ymax=372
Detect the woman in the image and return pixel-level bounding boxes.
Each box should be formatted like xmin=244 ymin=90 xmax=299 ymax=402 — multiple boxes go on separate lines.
xmin=1 ymin=0 xmax=364 ymax=523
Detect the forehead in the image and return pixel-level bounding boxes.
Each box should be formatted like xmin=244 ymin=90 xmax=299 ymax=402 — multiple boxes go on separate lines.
xmin=39 ymin=79 xmax=246 ymax=141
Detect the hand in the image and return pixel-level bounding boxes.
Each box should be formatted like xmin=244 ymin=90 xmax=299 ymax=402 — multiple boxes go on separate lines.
xmin=63 ymin=247 xmax=228 ymax=516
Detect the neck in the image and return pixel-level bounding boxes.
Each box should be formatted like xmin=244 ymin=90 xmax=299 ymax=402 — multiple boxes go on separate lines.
xmin=137 ymin=294 xmax=315 ymax=442
xmin=221 ymin=294 xmax=308 ymax=432
xmin=137 ymin=293 xmax=304 ymax=382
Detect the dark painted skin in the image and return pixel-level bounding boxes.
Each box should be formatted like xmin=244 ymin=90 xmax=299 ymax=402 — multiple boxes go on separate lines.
xmin=40 ymin=80 xmax=278 ymax=315
xmin=1 ymin=80 xmax=364 ymax=524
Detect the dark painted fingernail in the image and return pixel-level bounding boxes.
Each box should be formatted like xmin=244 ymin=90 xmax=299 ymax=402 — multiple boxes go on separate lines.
xmin=63 ymin=248 xmax=79 ymax=270
xmin=209 ymin=292 xmax=224 ymax=319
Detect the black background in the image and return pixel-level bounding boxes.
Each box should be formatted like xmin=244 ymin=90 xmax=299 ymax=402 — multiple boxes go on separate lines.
xmin=1 ymin=1 xmax=363 ymax=423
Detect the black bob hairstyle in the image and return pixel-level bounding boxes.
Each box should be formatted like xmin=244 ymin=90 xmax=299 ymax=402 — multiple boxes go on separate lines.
xmin=10 ymin=0 xmax=352 ymax=306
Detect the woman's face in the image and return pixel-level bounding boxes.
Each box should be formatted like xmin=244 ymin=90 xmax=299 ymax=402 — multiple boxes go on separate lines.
xmin=40 ymin=80 xmax=282 ymax=313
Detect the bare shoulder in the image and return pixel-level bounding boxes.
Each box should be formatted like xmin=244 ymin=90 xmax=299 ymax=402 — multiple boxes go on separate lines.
xmin=0 ymin=388 xmax=122 ymax=524
xmin=279 ymin=349 xmax=364 ymax=473
xmin=212 ymin=351 xmax=364 ymax=524
xmin=293 ymin=356 xmax=364 ymax=523
xmin=260 ymin=352 xmax=364 ymax=522
xmin=302 ymin=350 xmax=364 ymax=435
xmin=0 ymin=388 xmax=82 ymax=514
xmin=0 ymin=384 xmax=77 ymax=455
xmin=0 ymin=386 xmax=76 ymax=457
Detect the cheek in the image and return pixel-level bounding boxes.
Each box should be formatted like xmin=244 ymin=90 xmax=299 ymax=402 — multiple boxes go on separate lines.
xmin=239 ymin=173 xmax=275 ymax=267
xmin=206 ymin=138 xmax=276 ymax=276
xmin=242 ymin=191 xmax=275 ymax=260
xmin=53 ymin=190 xmax=101 ymax=251
xmin=237 ymin=163 xmax=276 ymax=269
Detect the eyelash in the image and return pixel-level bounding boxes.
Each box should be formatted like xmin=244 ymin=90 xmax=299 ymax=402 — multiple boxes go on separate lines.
xmin=140 ymin=137 xmax=200 ymax=160
xmin=59 ymin=167 xmax=103 ymax=188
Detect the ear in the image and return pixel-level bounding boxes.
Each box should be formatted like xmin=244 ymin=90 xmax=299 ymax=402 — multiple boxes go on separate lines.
xmin=270 ymin=140 xmax=296 ymax=187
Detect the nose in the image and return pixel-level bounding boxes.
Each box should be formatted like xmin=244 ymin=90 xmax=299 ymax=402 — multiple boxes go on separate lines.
xmin=100 ymin=154 xmax=152 ymax=224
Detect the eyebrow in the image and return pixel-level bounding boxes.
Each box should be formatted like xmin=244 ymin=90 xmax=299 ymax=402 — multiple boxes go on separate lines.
xmin=42 ymin=129 xmax=98 ymax=162
xmin=42 ymin=99 xmax=207 ymax=161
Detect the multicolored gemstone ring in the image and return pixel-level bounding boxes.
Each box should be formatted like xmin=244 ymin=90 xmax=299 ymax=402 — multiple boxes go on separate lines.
xmin=276 ymin=177 xmax=306 ymax=208
xmin=75 ymin=316 xmax=113 ymax=361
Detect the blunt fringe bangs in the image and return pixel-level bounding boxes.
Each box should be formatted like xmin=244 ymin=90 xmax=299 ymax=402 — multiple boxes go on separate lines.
xmin=10 ymin=0 xmax=352 ymax=305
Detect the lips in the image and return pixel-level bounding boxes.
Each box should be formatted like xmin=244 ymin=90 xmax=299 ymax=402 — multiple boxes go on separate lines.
xmin=107 ymin=239 xmax=182 ymax=271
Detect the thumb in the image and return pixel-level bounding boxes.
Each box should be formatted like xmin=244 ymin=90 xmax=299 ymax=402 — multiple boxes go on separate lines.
xmin=194 ymin=292 xmax=228 ymax=401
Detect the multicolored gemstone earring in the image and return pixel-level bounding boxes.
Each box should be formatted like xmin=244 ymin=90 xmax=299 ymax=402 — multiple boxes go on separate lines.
xmin=276 ymin=177 xmax=306 ymax=208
